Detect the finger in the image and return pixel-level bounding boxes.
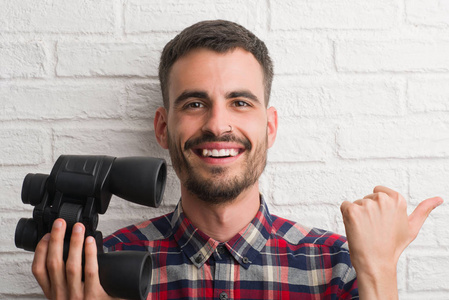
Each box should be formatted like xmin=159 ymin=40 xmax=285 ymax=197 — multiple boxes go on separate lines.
xmin=363 ymin=193 xmax=376 ymax=199
xmin=32 ymin=233 xmax=52 ymax=299
xmin=47 ymin=219 xmax=68 ymax=300
xmin=84 ymin=236 xmax=102 ymax=295
xmin=340 ymin=200 xmax=365 ymax=222
xmin=340 ymin=200 xmax=352 ymax=215
xmin=373 ymin=186 xmax=402 ymax=200
xmin=66 ymin=223 xmax=85 ymax=298
xmin=408 ymin=197 xmax=444 ymax=238
xmin=353 ymin=199 xmax=365 ymax=206
xmin=340 ymin=199 xmax=367 ymax=214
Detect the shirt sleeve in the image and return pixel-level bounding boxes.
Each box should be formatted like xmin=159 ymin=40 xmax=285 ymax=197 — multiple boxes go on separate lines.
xmin=338 ymin=265 xmax=358 ymax=299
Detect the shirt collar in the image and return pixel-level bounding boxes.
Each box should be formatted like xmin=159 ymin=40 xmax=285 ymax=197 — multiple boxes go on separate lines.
xmin=170 ymin=195 xmax=273 ymax=269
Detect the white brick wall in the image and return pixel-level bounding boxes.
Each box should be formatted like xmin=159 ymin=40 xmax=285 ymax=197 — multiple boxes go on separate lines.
xmin=1 ymin=0 xmax=448 ymax=298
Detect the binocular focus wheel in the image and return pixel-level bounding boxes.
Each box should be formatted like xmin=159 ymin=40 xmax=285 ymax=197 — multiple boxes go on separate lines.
xmin=59 ymin=203 xmax=83 ymax=229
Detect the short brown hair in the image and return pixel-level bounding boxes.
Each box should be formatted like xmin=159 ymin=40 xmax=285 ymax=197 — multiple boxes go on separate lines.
xmin=158 ymin=20 xmax=274 ymax=109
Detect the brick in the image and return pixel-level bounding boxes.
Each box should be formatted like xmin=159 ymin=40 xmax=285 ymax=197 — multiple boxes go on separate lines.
xmin=265 ymin=165 xmax=405 ymax=206
xmin=0 ymin=128 xmax=47 ymax=166
xmin=271 ymin=78 xmax=401 ymax=117
xmin=337 ymin=121 xmax=449 ymax=159
xmin=398 ymin=294 xmax=449 ymax=300
xmin=124 ymin=0 xmax=265 ymax=33
xmin=0 ymin=82 xmax=125 ymax=120
xmin=0 ymin=169 xmax=30 ymax=210
xmin=408 ymin=78 xmax=449 ymax=112
xmin=0 ymin=0 xmax=114 ymax=33
xmin=406 ymin=0 xmax=449 ymax=27
xmin=267 ymin=202 xmax=341 ymax=234
xmin=409 ymin=164 xmax=449 ymax=204
xmin=53 ymin=128 xmax=169 ymax=160
xmin=335 ymin=40 xmax=449 ymax=72
xmin=268 ymin=119 xmax=333 ymax=163
xmin=267 ymin=38 xmax=332 ymax=75
xmin=434 ymin=211 xmax=449 ymax=246
xmin=56 ymin=43 xmax=159 ymax=77
xmin=0 ymin=42 xmax=47 ymax=79
xmin=271 ymin=0 xmax=398 ymax=30
xmin=411 ymin=211 xmax=449 ymax=247
xmin=407 ymin=254 xmax=449 ymax=291
xmin=126 ymin=82 xmax=164 ymax=120
xmin=0 ymin=252 xmax=42 ymax=294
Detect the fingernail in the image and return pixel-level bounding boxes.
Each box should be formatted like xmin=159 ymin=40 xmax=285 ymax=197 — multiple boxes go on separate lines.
xmin=86 ymin=236 xmax=94 ymax=244
xmin=53 ymin=220 xmax=62 ymax=229
xmin=73 ymin=224 xmax=82 ymax=233
xmin=42 ymin=233 xmax=50 ymax=241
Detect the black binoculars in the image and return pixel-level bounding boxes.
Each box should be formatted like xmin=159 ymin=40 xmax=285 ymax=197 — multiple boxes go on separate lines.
xmin=15 ymin=155 xmax=166 ymax=300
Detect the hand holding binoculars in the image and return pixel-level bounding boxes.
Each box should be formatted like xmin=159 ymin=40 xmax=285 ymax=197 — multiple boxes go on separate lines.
xmin=15 ymin=155 xmax=166 ymax=300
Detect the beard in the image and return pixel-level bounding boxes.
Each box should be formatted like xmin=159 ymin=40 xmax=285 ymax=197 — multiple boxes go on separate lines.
xmin=167 ymin=130 xmax=268 ymax=205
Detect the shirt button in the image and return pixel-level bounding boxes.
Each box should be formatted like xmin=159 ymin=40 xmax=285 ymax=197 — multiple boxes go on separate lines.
xmin=219 ymin=292 xmax=228 ymax=300
xmin=217 ymin=246 xmax=225 ymax=254
xmin=195 ymin=254 xmax=203 ymax=264
xmin=242 ymin=257 xmax=250 ymax=264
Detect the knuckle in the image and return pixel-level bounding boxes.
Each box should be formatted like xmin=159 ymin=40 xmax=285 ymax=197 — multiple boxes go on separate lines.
xmin=84 ymin=268 xmax=97 ymax=281
xmin=343 ymin=205 xmax=358 ymax=220
xmin=65 ymin=261 xmax=81 ymax=277
xmin=391 ymin=191 xmax=400 ymax=201
xmin=31 ymin=262 xmax=45 ymax=278
xmin=46 ymin=257 xmax=63 ymax=272
xmin=398 ymin=197 xmax=407 ymax=209
xmin=377 ymin=192 xmax=388 ymax=201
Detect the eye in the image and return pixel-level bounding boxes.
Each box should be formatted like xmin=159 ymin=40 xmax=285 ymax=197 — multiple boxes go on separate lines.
xmin=233 ymin=100 xmax=251 ymax=107
xmin=184 ymin=101 xmax=204 ymax=109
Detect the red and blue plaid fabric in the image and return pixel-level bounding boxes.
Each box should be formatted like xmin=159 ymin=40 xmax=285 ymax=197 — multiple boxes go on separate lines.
xmin=103 ymin=197 xmax=358 ymax=299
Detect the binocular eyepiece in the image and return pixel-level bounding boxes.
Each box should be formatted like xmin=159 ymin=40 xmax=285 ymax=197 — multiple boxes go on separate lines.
xmin=15 ymin=155 xmax=166 ymax=300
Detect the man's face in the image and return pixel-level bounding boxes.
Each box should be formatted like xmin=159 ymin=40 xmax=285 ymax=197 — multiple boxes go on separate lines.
xmin=155 ymin=48 xmax=277 ymax=204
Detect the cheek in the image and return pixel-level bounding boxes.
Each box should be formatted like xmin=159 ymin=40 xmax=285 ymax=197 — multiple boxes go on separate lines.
xmin=238 ymin=120 xmax=267 ymax=140
xmin=173 ymin=115 xmax=204 ymax=135
xmin=169 ymin=122 xmax=196 ymax=148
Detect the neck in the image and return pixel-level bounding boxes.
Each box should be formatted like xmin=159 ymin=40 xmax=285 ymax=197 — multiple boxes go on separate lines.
xmin=180 ymin=183 xmax=261 ymax=242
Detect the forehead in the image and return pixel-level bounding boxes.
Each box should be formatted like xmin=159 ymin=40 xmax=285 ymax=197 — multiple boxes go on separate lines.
xmin=167 ymin=48 xmax=264 ymax=103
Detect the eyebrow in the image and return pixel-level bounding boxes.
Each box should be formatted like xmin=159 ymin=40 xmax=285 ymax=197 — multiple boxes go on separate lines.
xmin=226 ymin=90 xmax=260 ymax=104
xmin=173 ymin=89 xmax=261 ymax=107
xmin=174 ymin=90 xmax=210 ymax=107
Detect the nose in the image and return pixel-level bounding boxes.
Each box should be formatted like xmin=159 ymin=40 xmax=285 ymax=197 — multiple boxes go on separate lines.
xmin=201 ymin=103 xmax=232 ymax=136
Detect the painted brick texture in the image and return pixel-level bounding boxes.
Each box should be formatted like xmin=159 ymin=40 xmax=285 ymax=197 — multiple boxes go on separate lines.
xmin=1 ymin=1 xmax=448 ymax=299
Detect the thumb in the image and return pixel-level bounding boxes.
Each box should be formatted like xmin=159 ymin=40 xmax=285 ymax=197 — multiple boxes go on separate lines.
xmin=408 ymin=196 xmax=443 ymax=238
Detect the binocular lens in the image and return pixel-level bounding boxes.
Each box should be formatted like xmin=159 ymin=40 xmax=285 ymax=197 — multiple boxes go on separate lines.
xmin=15 ymin=218 xmax=38 ymax=252
xmin=109 ymin=157 xmax=166 ymax=208
xmin=22 ymin=174 xmax=49 ymax=206
xmin=97 ymin=251 xmax=152 ymax=300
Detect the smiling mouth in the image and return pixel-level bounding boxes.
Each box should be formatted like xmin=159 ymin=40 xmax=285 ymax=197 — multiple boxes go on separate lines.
xmin=200 ymin=148 xmax=240 ymax=158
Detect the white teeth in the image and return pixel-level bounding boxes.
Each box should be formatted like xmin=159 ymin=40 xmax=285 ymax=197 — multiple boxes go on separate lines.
xmin=201 ymin=149 xmax=239 ymax=157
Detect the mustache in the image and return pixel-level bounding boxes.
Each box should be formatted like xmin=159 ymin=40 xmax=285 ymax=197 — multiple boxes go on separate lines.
xmin=184 ymin=133 xmax=252 ymax=151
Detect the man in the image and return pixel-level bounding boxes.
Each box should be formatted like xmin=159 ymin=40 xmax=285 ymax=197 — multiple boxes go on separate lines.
xmin=31 ymin=20 xmax=443 ymax=299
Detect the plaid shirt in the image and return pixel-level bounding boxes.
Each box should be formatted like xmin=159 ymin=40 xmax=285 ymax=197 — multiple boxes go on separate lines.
xmin=103 ymin=197 xmax=358 ymax=299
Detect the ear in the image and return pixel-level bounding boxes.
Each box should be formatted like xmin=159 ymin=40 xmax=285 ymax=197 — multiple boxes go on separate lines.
xmin=154 ymin=107 xmax=169 ymax=149
xmin=267 ymin=106 xmax=278 ymax=148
